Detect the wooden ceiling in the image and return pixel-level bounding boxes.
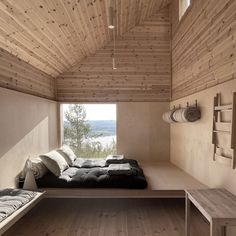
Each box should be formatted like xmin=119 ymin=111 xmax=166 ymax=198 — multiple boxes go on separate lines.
xmin=0 ymin=0 xmax=170 ymax=77
xmin=56 ymin=7 xmax=171 ymax=102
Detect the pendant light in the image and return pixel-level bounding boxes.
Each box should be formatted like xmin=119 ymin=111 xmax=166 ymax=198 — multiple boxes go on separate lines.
xmin=108 ymin=0 xmax=117 ymax=70
xmin=112 ymin=56 xmax=117 ymax=70
xmin=108 ymin=6 xmax=115 ymax=29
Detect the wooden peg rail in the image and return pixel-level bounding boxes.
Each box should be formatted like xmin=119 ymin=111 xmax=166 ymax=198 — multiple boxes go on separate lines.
xmin=212 ymin=93 xmax=236 ymax=169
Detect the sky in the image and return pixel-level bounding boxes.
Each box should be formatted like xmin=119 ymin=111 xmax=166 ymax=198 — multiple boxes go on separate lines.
xmin=63 ymin=104 xmax=116 ymax=120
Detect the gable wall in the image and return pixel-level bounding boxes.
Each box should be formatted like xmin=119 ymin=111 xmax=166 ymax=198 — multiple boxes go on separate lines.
xmin=56 ymin=8 xmax=171 ymax=102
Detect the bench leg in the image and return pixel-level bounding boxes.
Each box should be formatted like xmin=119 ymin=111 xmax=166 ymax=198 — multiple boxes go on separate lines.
xmin=222 ymin=226 xmax=226 ymax=236
xmin=185 ymin=193 xmax=190 ymax=236
xmin=211 ymin=221 xmax=224 ymax=236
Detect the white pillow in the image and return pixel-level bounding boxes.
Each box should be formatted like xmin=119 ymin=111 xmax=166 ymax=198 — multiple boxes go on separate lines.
xmin=40 ymin=150 xmax=69 ymax=176
xmin=20 ymin=157 xmax=48 ymax=180
xmin=57 ymin=145 xmax=77 ymax=166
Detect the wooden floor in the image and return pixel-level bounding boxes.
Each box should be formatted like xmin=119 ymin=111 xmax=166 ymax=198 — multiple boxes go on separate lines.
xmin=4 ymin=198 xmax=210 ymax=236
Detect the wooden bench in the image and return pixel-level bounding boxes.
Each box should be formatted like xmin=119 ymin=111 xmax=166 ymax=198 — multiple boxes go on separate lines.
xmin=185 ymin=188 xmax=236 ymax=236
xmin=0 ymin=191 xmax=44 ymax=235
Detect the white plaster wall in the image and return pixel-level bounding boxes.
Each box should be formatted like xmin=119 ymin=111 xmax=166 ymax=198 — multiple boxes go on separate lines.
xmin=0 ymin=87 xmax=58 ymax=188
xmin=117 ymin=102 xmax=170 ymax=161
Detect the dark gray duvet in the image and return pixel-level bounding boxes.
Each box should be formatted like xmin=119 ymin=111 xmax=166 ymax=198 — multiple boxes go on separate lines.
xmin=35 ymin=159 xmax=147 ymax=189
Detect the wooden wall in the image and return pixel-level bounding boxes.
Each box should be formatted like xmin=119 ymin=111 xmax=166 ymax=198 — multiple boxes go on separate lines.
xmin=56 ymin=7 xmax=171 ymax=102
xmin=171 ymin=0 xmax=236 ymax=101
xmin=170 ymin=79 xmax=236 ymax=198
xmin=0 ymin=48 xmax=56 ymax=100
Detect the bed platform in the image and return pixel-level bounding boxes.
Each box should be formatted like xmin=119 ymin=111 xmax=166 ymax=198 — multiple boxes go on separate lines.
xmin=0 ymin=190 xmax=44 ymax=235
xmin=42 ymin=162 xmax=206 ymax=198
xmin=35 ymin=159 xmax=147 ymax=189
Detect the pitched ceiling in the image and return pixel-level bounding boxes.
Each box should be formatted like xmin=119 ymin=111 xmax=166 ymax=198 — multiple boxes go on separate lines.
xmin=0 ymin=0 xmax=170 ymax=77
xmin=56 ymin=7 xmax=171 ymax=102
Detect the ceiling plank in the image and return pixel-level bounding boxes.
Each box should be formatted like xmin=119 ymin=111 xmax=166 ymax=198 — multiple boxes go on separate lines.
xmin=56 ymin=7 xmax=171 ymax=102
xmin=0 ymin=0 xmax=170 ymax=77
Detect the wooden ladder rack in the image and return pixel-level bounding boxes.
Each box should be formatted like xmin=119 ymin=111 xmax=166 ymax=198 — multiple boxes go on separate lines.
xmin=212 ymin=93 xmax=236 ymax=169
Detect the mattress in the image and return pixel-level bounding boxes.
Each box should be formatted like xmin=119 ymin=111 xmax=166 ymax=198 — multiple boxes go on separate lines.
xmin=35 ymin=159 xmax=147 ymax=189
xmin=0 ymin=189 xmax=37 ymax=223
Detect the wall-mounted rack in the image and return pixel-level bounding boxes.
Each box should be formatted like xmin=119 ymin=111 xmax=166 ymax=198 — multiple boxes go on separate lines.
xmin=163 ymin=99 xmax=200 ymax=123
xmin=172 ymin=99 xmax=198 ymax=110
xmin=212 ymin=93 xmax=236 ymax=169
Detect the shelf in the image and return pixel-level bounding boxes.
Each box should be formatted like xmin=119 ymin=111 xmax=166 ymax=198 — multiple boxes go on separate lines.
xmin=216 ymin=146 xmax=234 ymax=154
xmin=215 ymin=104 xmax=232 ymax=111
xmin=215 ymin=122 xmax=231 ymax=132
xmin=213 ymin=130 xmax=231 ymax=134
xmin=212 ymin=93 xmax=236 ymax=169
xmin=214 ymin=154 xmax=232 ymax=167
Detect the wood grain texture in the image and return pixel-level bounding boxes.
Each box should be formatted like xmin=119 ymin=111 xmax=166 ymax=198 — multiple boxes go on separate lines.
xmin=0 ymin=0 xmax=170 ymax=77
xmin=3 ymin=198 xmax=209 ymax=236
xmin=186 ymin=188 xmax=236 ymax=220
xmin=171 ymin=0 xmax=236 ymax=101
xmin=140 ymin=161 xmax=206 ymax=191
xmin=0 ymin=48 xmax=56 ymax=99
xmin=186 ymin=189 xmax=236 ymax=236
xmin=56 ymin=7 xmax=171 ymax=102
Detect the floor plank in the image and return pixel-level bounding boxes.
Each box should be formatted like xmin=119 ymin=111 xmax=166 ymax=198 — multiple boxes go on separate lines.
xmin=4 ymin=198 xmax=209 ymax=236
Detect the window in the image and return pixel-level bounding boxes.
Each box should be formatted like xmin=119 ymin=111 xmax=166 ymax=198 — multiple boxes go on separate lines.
xmin=62 ymin=104 xmax=116 ymax=158
xmin=179 ymin=0 xmax=191 ymax=20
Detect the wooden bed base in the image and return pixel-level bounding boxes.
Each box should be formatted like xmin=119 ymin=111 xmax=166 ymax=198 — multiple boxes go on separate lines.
xmin=0 ymin=191 xmax=45 ymax=235
xmin=42 ymin=188 xmax=185 ymax=198
xmin=41 ymin=162 xmax=207 ymax=199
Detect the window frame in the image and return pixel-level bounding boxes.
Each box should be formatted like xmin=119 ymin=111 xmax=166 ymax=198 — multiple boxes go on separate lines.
xmin=59 ymin=103 xmax=117 ymax=158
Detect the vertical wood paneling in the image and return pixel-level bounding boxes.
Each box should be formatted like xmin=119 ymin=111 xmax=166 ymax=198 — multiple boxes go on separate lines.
xmin=0 ymin=48 xmax=56 ymax=99
xmin=56 ymin=8 xmax=171 ymax=102
xmin=171 ymin=0 xmax=236 ymax=101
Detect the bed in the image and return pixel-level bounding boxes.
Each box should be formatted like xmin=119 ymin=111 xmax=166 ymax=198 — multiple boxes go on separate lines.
xmin=35 ymin=159 xmax=147 ymax=189
xmin=18 ymin=146 xmax=148 ymax=190
xmin=19 ymin=157 xmax=147 ymax=189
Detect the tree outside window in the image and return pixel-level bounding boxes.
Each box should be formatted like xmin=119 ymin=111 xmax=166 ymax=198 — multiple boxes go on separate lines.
xmin=63 ymin=104 xmax=116 ymax=158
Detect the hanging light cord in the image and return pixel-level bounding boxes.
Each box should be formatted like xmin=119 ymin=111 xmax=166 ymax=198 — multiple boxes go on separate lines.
xmin=113 ymin=27 xmax=116 ymax=69
xmin=108 ymin=0 xmax=117 ymax=69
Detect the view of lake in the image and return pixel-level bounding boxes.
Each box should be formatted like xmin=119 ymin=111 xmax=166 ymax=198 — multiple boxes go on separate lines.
xmin=64 ymin=119 xmax=116 ymax=147
xmin=63 ymin=105 xmax=116 ymax=157
xmin=88 ymin=120 xmax=116 ymax=136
